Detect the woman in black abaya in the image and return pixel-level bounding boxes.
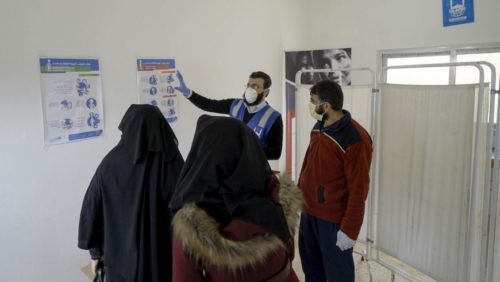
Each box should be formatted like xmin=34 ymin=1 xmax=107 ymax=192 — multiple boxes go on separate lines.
xmin=78 ymin=104 xmax=184 ymax=282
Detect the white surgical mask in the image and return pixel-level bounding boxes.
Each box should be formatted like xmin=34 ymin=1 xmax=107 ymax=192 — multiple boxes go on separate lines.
xmin=244 ymin=87 xmax=258 ymax=104
xmin=308 ymin=102 xmax=323 ymax=120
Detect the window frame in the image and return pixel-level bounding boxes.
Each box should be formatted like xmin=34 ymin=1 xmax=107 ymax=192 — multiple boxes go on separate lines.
xmin=378 ymin=43 xmax=500 ymax=85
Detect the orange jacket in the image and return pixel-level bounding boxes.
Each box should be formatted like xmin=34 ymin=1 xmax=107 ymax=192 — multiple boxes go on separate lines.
xmin=298 ymin=111 xmax=372 ymax=240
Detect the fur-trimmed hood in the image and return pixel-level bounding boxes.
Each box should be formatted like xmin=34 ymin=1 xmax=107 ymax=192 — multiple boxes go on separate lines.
xmin=172 ymin=175 xmax=303 ymax=270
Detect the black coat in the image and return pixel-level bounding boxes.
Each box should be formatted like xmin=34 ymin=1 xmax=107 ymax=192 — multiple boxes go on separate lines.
xmin=78 ymin=104 xmax=184 ymax=282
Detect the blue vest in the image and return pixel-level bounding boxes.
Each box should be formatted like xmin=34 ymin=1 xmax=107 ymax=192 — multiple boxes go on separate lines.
xmin=229 ymin=99 xmax=280 ymax=149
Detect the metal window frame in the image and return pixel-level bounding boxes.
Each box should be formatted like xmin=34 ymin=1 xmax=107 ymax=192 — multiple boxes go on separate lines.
xmin=378 ymin=43 xmax=500 ymax=85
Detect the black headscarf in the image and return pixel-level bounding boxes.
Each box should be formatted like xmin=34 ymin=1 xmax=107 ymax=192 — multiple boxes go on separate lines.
xmin=118 ymin=104 xmax=179 ymax=163
xmin=170 ymin=115 xmax=289 ymax=242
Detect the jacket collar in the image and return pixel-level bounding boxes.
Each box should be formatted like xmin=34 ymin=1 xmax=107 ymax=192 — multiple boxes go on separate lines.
xmin=172 ymin=175 xmax=303 ymax=270
xmin=314 ymin=110 xmax=351 ymax=132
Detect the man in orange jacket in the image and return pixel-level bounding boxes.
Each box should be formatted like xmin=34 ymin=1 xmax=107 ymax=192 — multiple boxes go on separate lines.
xmin=298 ymin=80 xmax=372 ymax=281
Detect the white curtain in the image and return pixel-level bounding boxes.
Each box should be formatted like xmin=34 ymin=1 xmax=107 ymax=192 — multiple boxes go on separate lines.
xmin=295 ymin=84 xmax=316 ymax=181
xmin=342 ymin=85 xmax=373 ymax=242
xmin=494 ymin=179 xmax=500 ymax=281
xmin=342 ymin=85 xmax=372 ymax=133
xmin=295 ymin=85 xmax=373 ymax=241
xmin=375 ymin=84 xmax=489 ymax=281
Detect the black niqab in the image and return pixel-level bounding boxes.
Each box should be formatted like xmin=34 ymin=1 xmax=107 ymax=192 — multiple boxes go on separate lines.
xmin=118 ymin=104 xmax=179 ymax=163
xmin=78 ymin=104 xmax=184 ymax=282
xmin=170 ymin=115 xmax=289 ymax=242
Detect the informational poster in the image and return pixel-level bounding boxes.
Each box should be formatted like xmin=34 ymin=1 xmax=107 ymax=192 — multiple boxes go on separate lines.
xmin=39 ymin=58 xmax=104 ymax=146
xmin=284 ymin=48 xmax=352 ymax=176
xmin=285 ymin=48 xmax=352 ymax=86
xmin=443 ymin=0 xmax=474 ymax=27
xmin=137 ymin=59 xmax=178 ymax=123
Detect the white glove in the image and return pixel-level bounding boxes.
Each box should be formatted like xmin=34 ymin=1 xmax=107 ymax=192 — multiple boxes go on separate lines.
xmin=174 ymin=71 xmax=192 ymax=98
xmin=336 ymin=230 xmax=356 ymax=251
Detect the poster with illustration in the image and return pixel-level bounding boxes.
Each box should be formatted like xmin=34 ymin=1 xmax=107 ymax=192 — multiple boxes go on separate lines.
xmin=283 ymin=48 xmax=352 ymax=175
xmin=39 ymin=58 xmax=104 ymax=146
xmin=137 ymin=59 xmax=178 ymax=123
xmin=285 ymin=48 xmax=352 ymax=86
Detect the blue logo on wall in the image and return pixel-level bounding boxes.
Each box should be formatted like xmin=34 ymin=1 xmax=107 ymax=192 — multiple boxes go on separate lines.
xmin=450 ymin=3 xmax=465 ymax=17
xmin=167 ymin=86 xmax=175 ymax=94
xmin=87 ymin=113 xmax=101 ymax=128
xmin=151 ymin=100 xmax=158 ymax=106
xmin=443 ymin=0 xmax=474 ymax=26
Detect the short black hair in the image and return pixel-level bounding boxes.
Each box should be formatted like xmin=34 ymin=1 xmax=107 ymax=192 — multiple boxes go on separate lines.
xmin=249 ymin=71 xmax=272 ymax=89
xmin=310 ymin=80 xmax=343 ymax=111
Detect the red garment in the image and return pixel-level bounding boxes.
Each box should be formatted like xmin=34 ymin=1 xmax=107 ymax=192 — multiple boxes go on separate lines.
xmin=298 ymin=113 xmax=372 ymax=240
xmin=172 ymin=176 xmax=302 ymax=282
xmin=173 ymin=220 xmax=297 ymax=282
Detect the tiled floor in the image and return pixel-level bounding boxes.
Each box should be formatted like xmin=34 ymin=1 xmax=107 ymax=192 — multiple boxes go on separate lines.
xmin=292 ymin=242 xmax=436 ymax=282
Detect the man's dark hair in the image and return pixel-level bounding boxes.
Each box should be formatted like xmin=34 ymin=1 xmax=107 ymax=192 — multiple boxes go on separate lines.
xmin=250 ymin=71 xmax=272 ymax=89
xmin=310 ymin=80 xmax=343 ymax=111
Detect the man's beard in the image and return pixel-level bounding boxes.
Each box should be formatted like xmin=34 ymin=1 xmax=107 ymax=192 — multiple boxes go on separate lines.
xmin=244 ymin=93 xmax=265 ymax=106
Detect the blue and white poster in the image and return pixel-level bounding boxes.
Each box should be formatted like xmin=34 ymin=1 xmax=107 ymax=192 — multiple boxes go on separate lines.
xmin=443 ymin=0 xmax=474 ymax=27
xmin=137 ymin=59 xmax=179 ymax=123
xmin=39 ymin=58 xmax=104 ymax=145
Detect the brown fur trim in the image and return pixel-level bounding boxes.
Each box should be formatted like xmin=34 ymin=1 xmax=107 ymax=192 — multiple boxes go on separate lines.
xmin=173 ymin=203 xmax=284 ymax=270
xmin=172 ymin=177 xmax=303 ymax=270
xmin=277 ymin=174 xmax=304 ymax=230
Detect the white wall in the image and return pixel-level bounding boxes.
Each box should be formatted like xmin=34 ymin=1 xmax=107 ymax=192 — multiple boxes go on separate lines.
xmin=296 ymin=0 xmax=500 ymax=77
xmin=0 ymin=0 xmax=304 ymax=281
xmin=0 ymin=0 xmax=499 ymax=281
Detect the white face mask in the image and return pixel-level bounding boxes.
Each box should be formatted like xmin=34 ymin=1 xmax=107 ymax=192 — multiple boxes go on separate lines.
xmin=308 ymin=102 xmax=323 ymax=120
xmin=244 ymin=87 xmax=258 ymax=104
